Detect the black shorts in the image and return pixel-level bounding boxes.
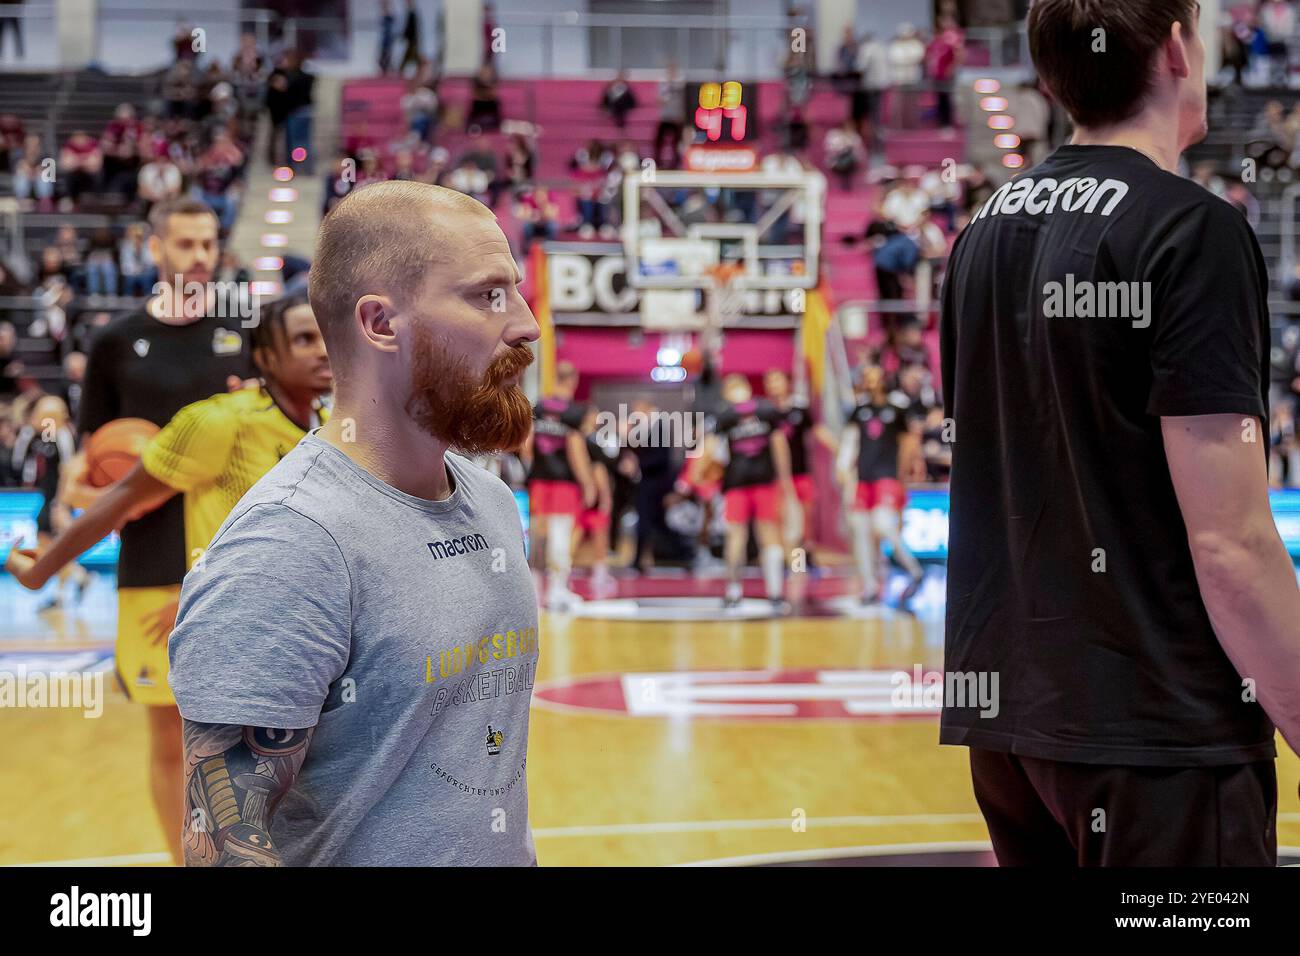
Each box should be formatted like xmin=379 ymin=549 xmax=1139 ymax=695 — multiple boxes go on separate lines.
xmin=969 ymin=748 xmax=1277 ymax=866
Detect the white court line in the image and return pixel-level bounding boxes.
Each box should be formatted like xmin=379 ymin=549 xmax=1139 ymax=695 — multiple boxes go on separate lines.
xmin=678 ymin=840 xmax=996 ymax=867
xmin=10 ymin=851 xmax=172 ymax=868
xmin=532 ymin=813 xmax=988 ymax=838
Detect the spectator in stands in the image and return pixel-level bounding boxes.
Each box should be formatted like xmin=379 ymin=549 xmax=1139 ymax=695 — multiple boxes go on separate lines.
xmin=31 ymin=276 xmax=72 ymax=344
xmin=60 ymin=352 xmax=87 ymax=424
xmin=1226 ymin=178 xmax=1262 ymax=228
xmin=0 ymin=322 xmax=20 ymax=399
xmin=390 ymin=147 xmax=418 ymax=182
xmin=59 ymin=131 xmax=103 ymax=209
xmin=925 ymin=14 xmax=965 ymax=129
xmin=782 ymin=9 xmax=813 ymax=108
xmin=163 ymin=59 xmax=198 ymax=121
xmin=0 ymin=414 xmax=17 ymax=485
xmin=402 ymin=75 xmax=439 ymax=142
xmin=53 ymin=226 xmax=84 ymax=287
xmin=400 ymin=0 xmax=423 ymax=76
xmin=456 ymin=127 xmax=500 ymax=203
xmin=101 ymin=103 xmax=144 ymax=198
xmin=1191 ymin=160 xmax=1228 ymax=199
xmin=355 ymin=148 xmax=384 ymax=187
xmin=322 ymin=153 xmax=356 ymax=215
xmin=276 ymin=50 xmax=315 ymax=174
xmin=265 ymin=52 xmax=294 ymax=166
xmin=1260 ymin=0 xmax=1295 ymax=86
xmin=888 ymin=23 xmax=926 ymax=87
xmin=834 ymin=25 xmax=860 ymax=91
xmin=1221 ymin=10 xmax=1250 ymax=86
xmin=119 ymin=223 xmax=156 ymax=296
xmin=467 ymin=64 xmax=503 ymax=131
xmin=172 ymin=19 xmax=197 ymax=62
xmin=516 ymin=185 xmax=559 ymax=253
xmin=571 ymin=141 xmax=611 ymax=238
xmin=601 ymin=71 xmax=638 ymax=130
xmin=919 ymin=165 xmax=959 ymax=232
xmin=483 ymin=2 xmax=498 ymax=67
xmin=1248 ymin=99 xmax=1294 ymax=169
xmin=880 ymin=173 xmax=930 ymax=233
xmin=825 ymin=118 xmax=867 ymax=191
xmin=379 ymin=0 xmax=397 ymax=75
xmin=504 ymin=133 xmax=536 ymax=190
xmin=655 ymin=63 xmax=686 ymax=169
xmin=0 ymin=114 xmax=23 ymax=170
xmin=856 ymin=31 xmax=890 ymax=148
xmin=447 ymin=156 xmax=491 ymax=204
xmin=194 ymin=127 xmax=245 ymax=234
xmin=83 ymin=228 xmax=119 ymax=297
xmin=38 ymin=246 xmax=67 ymax=287
xmin=231 ymin=32 xmax=267 ymax=140
xmin=13 ymin=134 xmax=54 ymax=210
xmin=137 ymin=148 xmax=183 ymax=216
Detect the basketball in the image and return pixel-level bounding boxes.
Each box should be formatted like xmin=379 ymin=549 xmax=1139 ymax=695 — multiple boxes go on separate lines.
xmin=85 ymin=418 xmax=160 ymax=487
xmin=681 ymin=348 xmax=703 ymax=376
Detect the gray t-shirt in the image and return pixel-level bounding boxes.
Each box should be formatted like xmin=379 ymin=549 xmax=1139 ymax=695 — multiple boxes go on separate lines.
xmin=168 ymin=432 xmax=539 ymax=866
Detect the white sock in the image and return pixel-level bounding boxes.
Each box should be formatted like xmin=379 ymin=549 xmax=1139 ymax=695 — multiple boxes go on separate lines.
xmin=761 ymin=544 xmax=785 ymax=601
xmin=849 ymin=510 xmax=876 ymax=598
xmin=547 ymin=515 xmax=575 ymax=592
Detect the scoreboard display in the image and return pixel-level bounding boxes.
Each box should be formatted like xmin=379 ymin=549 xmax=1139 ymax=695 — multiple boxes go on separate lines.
xmin=686 ymin=80 xmax=758 ymax=144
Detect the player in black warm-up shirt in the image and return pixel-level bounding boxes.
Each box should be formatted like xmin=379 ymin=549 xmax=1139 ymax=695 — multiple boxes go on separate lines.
xmin=764 ymin=367 xmax=837 ymax=600
xmin=522 ymin=360 xmax=593 ymax=610
xmin=708 ymin=373 xmax=794 ymax=608
xmin=577 ymin=405 xmax=617 ymax=598
xmin=940 ymin=0 xmax=1300 ymax=865
xmin=64 ymin=197 xmax=252 ymax=863
xmin=837 ymin=364 xmax=925 ymax=611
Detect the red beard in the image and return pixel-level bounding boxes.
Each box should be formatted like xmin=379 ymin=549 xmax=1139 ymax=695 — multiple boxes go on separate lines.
xmin=404 ymin=325 xmax=535 ymax=455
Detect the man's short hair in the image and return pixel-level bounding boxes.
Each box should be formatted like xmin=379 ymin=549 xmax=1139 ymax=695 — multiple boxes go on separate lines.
xmin=307 ymin=181 xmax=492 ymax=378
xmin=147 ymin=196 xmax=218 ymax=237
xmin=1028 ymin=0 xmax=1197 ymax=129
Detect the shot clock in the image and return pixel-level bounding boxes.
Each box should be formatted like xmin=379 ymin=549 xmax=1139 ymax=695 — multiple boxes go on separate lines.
xmin=687 ymin=80 xmax=757 ymax=143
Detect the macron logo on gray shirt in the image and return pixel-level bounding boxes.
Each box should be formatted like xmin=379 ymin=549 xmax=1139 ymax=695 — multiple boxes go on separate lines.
xmin=427 ymin=533 xmax=492 ymax=561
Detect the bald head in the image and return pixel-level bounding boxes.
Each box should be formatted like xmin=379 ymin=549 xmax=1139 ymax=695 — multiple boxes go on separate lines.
xmin=308 ymin=181 xmax=496 ymax=378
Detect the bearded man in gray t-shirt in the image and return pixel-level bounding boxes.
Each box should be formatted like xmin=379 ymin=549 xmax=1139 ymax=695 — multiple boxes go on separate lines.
xmin=168 ymin=181 xmax=542 ymax=866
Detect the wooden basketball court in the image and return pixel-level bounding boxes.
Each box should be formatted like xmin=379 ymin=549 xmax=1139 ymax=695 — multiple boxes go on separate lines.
xmin=2 ymin=574 xmax=1297 ymax=867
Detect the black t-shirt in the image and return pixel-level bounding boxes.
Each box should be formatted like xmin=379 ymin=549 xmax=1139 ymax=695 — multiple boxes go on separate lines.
xmin=715 ymin=398 xmax=783 ymax=489
xmin=79 ymin=311 xmax=253 ymax=588
xmin=776 ymin=400 xmax=813 ymax=476
xmin=849 ymin=391 xmax=917 ymax=482
xmin=529 ymin=398 xmax=585 ymax=483
xmin=586 ymin=433 xmax=618 ymax=476
xmin=939 ymin=144 xmax=1275 ymax=766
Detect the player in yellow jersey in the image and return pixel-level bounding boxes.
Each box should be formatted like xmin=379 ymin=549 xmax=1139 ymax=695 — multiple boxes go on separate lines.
xmin=5 ymin=293 xmax=331 ymax=854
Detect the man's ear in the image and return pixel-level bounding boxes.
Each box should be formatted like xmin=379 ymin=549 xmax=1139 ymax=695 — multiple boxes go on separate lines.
xmin=357 ymin=296 xmax=400 ymax=354
xmin=1166 ymin=20 xmax=1192 ymax=80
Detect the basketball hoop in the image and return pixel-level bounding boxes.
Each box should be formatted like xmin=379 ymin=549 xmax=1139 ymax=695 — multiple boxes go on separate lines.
xmin=706 ymin=262 xmax=747 ymax=327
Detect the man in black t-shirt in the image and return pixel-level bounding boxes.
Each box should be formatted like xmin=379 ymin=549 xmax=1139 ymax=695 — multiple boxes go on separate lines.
xmin=522 ymin=360 xmax=593 ymax=610
xmin=708 ymin=373 xmax=794 ymax=609
xmin=63 ymin=197 xmax=252 ymax=863
xmin=837 ymin=364 xmax=925 ymax=611
xmin=940 ymin=0 xmax=1300 ymax=865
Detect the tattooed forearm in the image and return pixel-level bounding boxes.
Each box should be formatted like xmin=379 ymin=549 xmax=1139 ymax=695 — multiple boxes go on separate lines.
xmin=182 ymin=719 xmax=314 ymax=867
